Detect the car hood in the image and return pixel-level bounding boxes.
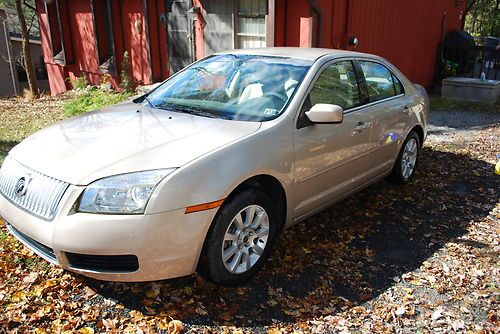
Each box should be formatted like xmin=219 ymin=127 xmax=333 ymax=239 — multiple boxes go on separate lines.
xmin=9 ymin=102 xmax=261 ymax=185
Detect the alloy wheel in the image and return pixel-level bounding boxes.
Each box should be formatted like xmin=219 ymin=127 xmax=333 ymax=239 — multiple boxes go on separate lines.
xmin=401 ymin=138 xmax=418 ymax=180
xmin=221 ymin=204 xmax=270 ymax=274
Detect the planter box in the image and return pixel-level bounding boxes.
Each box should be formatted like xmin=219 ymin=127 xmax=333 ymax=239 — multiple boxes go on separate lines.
xmin=442 ymin=77 xmax=500 ymax=105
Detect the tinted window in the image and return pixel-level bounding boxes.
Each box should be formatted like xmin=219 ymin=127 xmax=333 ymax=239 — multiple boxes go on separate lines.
xmin=359 ymin=61 xmax=401 ymax=102
xmin=393 ymin=73 xmax=404 ymax=95
xmin=308 ymin=61 xmax=360 ymax=111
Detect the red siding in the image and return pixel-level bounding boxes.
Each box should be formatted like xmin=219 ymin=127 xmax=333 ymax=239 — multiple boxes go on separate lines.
xmin=147 ymin=0 xmax=164 ymax=81
xmin=276 ymin=0 xmax=467 ymax=88
xmin=36 ymin=0 xmax=69 ymax=94
xmin=121 ymin=0 xmax=150 ymax=85
xmin=38 ymin=0 xmax=466 ymax=95
xmin=38 ymin=0 xmax=155 ymax=95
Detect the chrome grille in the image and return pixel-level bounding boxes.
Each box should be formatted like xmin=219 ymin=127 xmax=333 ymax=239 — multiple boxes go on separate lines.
xmin=0 ymin=157 xmax=69 ymax=220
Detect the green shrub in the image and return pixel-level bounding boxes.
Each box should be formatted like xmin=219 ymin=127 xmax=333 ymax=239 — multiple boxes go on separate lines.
xmin=120 ymin=51 xmax=133 ymax=92
xmin=63 ymin=89 xmax=134 ymax=117
xmin=70 ymin=74 xmax=88 ymax=90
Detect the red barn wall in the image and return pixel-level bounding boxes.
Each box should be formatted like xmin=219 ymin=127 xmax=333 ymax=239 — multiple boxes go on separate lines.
xmin=38 ymin=0 xmax=466 ymax=95
xmin=276 ymin=0 xmax=467 ymax=88
xmin=37 ymin=0 xmax=163 ymax=95
xmin=121 ymin=0 xmax=150 ymax=85
xmin=36 ymin=1 xmax=69 ymax=95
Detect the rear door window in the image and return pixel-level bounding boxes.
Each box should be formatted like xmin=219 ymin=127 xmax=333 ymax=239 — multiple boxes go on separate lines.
xmin=359 ymin=61 xmax=403 ymax=103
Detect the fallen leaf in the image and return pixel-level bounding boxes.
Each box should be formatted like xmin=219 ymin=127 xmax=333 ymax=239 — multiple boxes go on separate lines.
xmin=167 ymin=319 xmax=184 ymax=334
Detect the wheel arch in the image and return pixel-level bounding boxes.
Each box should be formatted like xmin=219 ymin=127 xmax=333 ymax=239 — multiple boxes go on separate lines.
xmin=410 ymin=124 xmax=425 ymax=147
xmin=224 ymin=174 xmax=288 ymax=231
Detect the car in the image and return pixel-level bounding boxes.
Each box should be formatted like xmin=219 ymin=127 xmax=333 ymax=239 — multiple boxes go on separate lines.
xmin=0 ymin=48 xmax=428 ymax=286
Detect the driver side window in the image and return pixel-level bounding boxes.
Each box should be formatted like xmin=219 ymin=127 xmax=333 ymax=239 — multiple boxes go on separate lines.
xmin=308 ymin=61 xmax=361 ymax=111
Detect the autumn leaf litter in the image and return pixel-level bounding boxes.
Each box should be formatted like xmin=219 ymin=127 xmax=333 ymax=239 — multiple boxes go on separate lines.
xmin=0 ymin=96 xmax=499 ymax=333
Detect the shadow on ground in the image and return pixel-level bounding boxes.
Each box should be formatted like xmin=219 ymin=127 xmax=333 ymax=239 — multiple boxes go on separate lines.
xmin=82 ymin=147 xmax=498 ymax=327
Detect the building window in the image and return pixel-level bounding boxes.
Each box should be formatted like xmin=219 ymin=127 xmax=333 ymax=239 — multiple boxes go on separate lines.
xmin=92 ymin=0 xmax=116 ymax=74
xmin=236 ymin=0 xmax=267 ymax=49
xmin=45 ymin=0 xmax=65 ymax=64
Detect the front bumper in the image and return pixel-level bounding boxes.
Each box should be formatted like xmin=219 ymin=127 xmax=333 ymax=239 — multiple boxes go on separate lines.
xmin=0 ymin=185 xmax=217 ymax=282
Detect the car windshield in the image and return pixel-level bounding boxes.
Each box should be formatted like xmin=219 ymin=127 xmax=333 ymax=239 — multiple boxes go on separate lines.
xmin=146 ymin=54 xmax=311 ymax=121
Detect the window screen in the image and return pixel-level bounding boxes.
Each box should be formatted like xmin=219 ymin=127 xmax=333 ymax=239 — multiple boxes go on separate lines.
xmin=308 ymin=61 xmax=360 ymax=110
xmin=359 ymin=61 xmax=401 ymax=102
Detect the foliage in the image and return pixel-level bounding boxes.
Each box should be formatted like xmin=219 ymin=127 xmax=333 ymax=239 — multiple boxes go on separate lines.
xmin=430 ymin=95 xmax=500 ymax=113
xmin=99 ymin=73 xmax=112 ymax=91
xmin=120 ymin=51 xmax=133 ymax=92
xmin=464 ymin=0 xmax=500 ymax=37
xmin=0 ymin=0 xmax=39 ymax=37
xmin=70 ymin=74 xmax=89 ymax=90
xmin=63 ymin=88 xmax=134 ymax=117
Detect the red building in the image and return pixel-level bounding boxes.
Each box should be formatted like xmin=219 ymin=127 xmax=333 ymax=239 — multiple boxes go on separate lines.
xmin=36 ymin=0 xmax=467 ymax=95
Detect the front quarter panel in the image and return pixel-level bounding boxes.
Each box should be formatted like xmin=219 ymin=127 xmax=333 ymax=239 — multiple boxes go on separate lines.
xmin=145 ymin=117 xmax=295 ymax=218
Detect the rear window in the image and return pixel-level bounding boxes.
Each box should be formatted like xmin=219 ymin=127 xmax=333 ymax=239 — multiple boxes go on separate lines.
xmin=359 ymin=61 xmax=404 ymax=103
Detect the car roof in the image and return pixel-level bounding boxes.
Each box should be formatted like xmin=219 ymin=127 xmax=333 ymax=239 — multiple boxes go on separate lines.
xmin=221 ymin=47 xmax=376 ymax=62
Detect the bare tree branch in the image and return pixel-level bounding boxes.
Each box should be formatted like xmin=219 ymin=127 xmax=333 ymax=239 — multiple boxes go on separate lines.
xmin=23 ymin=0 xmax=36 ymax=12
xmin=26 ymin=9 xmax=35 ymax=35
xmin=466 ymin=0 xmax=478 ymax=12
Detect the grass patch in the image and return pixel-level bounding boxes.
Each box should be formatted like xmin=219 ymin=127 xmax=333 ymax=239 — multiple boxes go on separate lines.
xmin=0 ymin=141 xmax=18 ymax=165
xmin=0 ymin=95 xmax=68 ymax=164
xmin=430 ymin=95 xmax=500 ymax=113
xmin=63 ymin=89 xmax=134 ymax=117
xmin=0 ymin=90 xmax=135 ymax=165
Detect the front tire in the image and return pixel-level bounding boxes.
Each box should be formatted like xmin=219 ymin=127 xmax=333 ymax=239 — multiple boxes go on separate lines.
xmin=198 ymin=189 xmax=279 ymax=286
xmin=388 ymin=131 xmax=421 ymax=184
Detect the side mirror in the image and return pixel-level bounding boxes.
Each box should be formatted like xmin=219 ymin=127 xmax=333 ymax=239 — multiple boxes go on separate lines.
xmin=305 ymin=104 xmax=344 ymax=124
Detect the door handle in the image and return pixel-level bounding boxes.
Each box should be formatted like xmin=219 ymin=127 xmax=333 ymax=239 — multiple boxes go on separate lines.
xmin=353 ymin=122 xmax=370 ymax=132
xmin=402 ymin=106 xmax=411 ymax=114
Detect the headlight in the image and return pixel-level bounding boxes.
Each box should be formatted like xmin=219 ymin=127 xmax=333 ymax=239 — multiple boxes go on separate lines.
xmin=77 ymin=169 xmax=176 ymax=214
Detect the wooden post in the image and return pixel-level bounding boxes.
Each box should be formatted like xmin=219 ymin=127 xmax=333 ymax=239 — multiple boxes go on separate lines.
xmin=299 ymin=16 xmax=313 ymax=48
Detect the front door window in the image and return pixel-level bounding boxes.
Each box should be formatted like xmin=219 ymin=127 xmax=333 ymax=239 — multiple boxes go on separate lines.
xmin=308 ymin=60 xmax=361 ymax=110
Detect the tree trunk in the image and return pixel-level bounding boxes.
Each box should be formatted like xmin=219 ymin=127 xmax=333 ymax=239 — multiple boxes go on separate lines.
xmin=15 ymin=0 xmax=38 ymax=98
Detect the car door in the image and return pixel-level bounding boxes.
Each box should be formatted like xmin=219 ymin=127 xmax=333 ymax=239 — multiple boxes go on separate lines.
xmin=356 ymin=60 xmax=412 ymax=176
xmin=292 ymin=60 xmax=374 ymax=219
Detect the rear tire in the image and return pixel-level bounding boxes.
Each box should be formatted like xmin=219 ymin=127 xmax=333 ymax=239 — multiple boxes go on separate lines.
xmin=388 ymin=131 xmax=421 ymax=184
xmin=198 ymin=189 xmax=279 ymax=286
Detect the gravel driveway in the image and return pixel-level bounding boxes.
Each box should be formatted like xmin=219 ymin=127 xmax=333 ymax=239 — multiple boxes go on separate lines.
xmin=428 ymin=110 xmax=500 ymax=147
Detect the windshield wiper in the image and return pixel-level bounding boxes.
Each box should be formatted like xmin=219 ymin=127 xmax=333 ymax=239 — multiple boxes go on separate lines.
xmin=176 ymin=108 xmax=218 ymax=119
xmin=143 ymin=95 xmax=156 ymax=108
xmin=162 ymin=104 xmax=228 ymax=120
xmin=133 ymin=94 xmax=157 ymax=108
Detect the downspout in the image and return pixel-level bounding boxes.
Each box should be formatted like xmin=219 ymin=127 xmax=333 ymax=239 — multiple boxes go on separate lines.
xmin=143 ymin=0 xmax=153 ymax=84
xmin=2 ymin=16 xmax=19 ymax=95
xmin=155 ymin=0 xmax=163 ymax=78
xmin=306 ymin=0 xmax=322 ymax=47
xmin=330 ymin=0 xmax=336 ymax=48
xmin=344 ymin=0 xmax=351 ymax=49
xmin=283 ymin=0 xmax=287 ymax=45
